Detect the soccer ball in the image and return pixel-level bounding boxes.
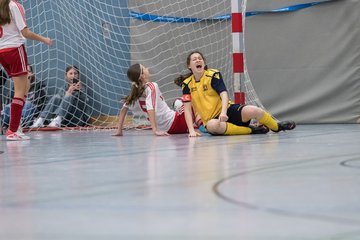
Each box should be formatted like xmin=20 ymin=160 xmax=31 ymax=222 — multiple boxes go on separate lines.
xmin=172 ymin=98 xmax=183 ymax=113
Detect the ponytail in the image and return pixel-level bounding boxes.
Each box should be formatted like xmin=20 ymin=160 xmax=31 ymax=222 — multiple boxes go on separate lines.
xmin=174 ymin=72 xmax=192 ymax=87
xmin=123 ymin=63 xmax=146 ymax=106
xmin=0 ymin=0 xmax=11 ymax=26
xmin=122 ymin=83 xmax=146 ymax=106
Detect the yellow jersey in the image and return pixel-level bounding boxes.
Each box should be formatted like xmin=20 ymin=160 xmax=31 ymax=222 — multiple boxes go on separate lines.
xmin=182 ymin=69 xmax=227 ymax=125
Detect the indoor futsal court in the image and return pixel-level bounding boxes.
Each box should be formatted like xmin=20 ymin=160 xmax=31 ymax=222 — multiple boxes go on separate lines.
xmin=1 ymin=0 xmax=360 ymax=239
xmin=1 ymin=124 xmax=360 ymax=239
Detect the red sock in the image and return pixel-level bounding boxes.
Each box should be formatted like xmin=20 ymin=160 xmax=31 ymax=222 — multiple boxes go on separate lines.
xmin=9 ymin=97 xmax=25 ymax=132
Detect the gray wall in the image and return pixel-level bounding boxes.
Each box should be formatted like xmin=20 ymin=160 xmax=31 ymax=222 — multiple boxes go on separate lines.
xmin=245 ymin=0 xmax=360 ymax=123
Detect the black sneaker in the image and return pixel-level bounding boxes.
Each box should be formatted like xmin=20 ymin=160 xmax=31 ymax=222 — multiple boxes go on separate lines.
xmin=250 ymin=125 xmax=269 ymax=134
xmin=275 ymin=120 xmax=296 ymax=132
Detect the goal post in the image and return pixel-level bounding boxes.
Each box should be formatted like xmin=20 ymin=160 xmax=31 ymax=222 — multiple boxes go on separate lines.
xmin=232 ymin=0 xmax=246 ymax=105
xmin=1 ymin=0 xmax=265 ymax=131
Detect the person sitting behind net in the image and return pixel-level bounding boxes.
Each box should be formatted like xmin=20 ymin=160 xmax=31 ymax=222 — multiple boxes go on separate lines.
xmin=32 ymin=65 xmax=88 ymax=128
xmin=1 ymin=64 xmax=47 ymax=128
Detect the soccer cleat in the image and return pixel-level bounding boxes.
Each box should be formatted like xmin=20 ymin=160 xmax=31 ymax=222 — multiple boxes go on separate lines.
xmin=6 ymin=130 xmax=30 ymax=141
xmin=16 ymin=129 xmax=31 ymax=140
xmin=275 ymin=120 xmax=296 ymax=132
xmin=31 ymin=117 xmax=44 ymax=128
xmin=250 ymin=125 xmax=269 ymax=134
xmin=48 ymin=118 xmax=61 ymax=127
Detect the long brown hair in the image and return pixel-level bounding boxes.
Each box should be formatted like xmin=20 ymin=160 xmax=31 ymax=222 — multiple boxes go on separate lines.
xmin=65 ymin=65 xmax=80 ymax=84
xmin=0 ymin=0 xmax=11 ymax=26
xmin=174 ymin=51 xmax=207 ymax=86
xmin=123 ymin=63 xmax=146 ymax=106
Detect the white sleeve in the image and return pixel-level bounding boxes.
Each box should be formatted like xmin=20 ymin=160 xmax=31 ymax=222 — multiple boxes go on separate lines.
xmin=11 ymin=3 xmax=27 ymax=31
xmin=145 ymin=84 xmax=156 ymax=111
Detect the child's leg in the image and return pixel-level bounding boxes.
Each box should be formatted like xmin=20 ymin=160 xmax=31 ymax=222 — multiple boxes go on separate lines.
xmin=39 ymin=94 xmax=62 ymax=119
xmin=9 ymin=75 xmax=28 ymax=132
xmin=242 ymin=105 xmax=295 ymax=132
xmin=206 ymin=119 xmax=252 ymax=135
xmin=258 ymin=111 xmax=279 ymax=132
xmin=206 ymin=119 xmax=227 ymax=135
xmin=241 ymin=105 xmax=279 ymax=131
xmin=224 ymin=122 xmax=252 ymax=135
xmin=207 ymin=119 xmax=268 ymax=135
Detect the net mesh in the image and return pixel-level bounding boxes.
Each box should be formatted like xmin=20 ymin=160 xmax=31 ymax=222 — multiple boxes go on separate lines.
xmin=0 ymin=0 xmax=263 ymax=131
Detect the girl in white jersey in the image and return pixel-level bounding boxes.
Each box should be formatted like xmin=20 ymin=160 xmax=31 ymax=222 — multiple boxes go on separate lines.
xmin=113 ymin=63 xmax=198 ymax=136
xmin=0 ymin=0 xmax=52 ymax=140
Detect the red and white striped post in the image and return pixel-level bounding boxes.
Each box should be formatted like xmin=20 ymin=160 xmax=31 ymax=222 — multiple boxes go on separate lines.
xmin=232 ymin=0 xmax=245 ymax=105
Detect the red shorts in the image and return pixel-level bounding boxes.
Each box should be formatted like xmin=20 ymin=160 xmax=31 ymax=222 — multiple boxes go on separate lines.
xmin=0 ymin=45 xmax=28 ymax=77
xmin=167 ymin=111 xmax=188 ymax=134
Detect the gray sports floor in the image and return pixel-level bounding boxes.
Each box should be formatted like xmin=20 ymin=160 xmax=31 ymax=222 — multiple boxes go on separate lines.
xmin=1 ymin=124 xmax=360 ymax=240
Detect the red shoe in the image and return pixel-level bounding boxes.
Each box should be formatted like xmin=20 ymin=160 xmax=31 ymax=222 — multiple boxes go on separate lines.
xmin=6 ymin=130 xmax=31 ymax=141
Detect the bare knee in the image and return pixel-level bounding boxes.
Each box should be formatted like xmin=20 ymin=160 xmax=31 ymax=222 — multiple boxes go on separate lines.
xmin=242 ymin=105 xmax=264 ymax=121
xmin=206 ymin=119 xmax=226 ymax=135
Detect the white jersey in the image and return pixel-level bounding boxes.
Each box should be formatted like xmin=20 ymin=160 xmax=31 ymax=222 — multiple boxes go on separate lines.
xmin=125 ymin=82 xmax=175 ymax=131
xmin=0 ymin=1 xmax=27 ymax=50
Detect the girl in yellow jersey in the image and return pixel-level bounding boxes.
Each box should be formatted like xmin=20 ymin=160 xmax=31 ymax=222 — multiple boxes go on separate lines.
xmin=175 ymin=51 xmax=296 ymax=137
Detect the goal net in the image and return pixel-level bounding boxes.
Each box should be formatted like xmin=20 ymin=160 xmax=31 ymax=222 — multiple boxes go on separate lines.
xmin=0 ymin=0 xmax=262 ymax=130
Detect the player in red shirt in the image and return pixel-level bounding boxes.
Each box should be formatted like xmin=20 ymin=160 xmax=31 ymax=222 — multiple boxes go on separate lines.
xmin=0 ymin=0 xmax=52 ymax=140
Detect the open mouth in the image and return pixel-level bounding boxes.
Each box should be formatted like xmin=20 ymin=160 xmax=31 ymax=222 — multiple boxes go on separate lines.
xmin=196 ymin=64 xmax=202 ymax=70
